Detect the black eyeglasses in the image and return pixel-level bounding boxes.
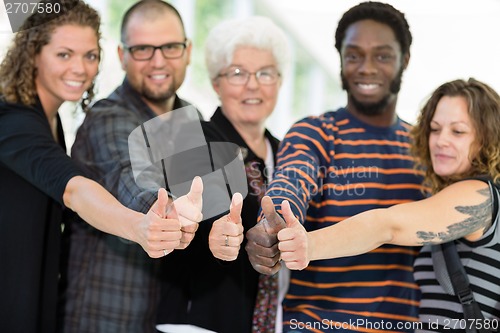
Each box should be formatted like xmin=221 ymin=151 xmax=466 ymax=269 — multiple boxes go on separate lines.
xmin=123 ymin=40 xmax=188 ymax=61
xmin=218 ymin=66 xmax=280 ymax=85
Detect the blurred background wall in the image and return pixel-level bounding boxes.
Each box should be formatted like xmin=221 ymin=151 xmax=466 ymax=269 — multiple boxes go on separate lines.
xmin=1 ymin=0 xmax=499 ymax=147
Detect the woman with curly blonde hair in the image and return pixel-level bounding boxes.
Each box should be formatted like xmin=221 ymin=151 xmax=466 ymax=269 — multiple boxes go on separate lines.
xmin=0 ymin=0 xmax=99 ymax=111
xmin=0 ymin=2 xmax=202 ymax=332
xmin=411 ymin=78 xmax=500 ymax=193
xmin=274 ymin=78 xmax=500 ymax=332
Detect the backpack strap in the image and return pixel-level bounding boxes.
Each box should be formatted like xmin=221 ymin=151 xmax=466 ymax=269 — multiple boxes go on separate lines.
xmin=433 ymin=178 xmax=499 ymax=333
xmin=441 ymin=241 xmax=491 ymax=333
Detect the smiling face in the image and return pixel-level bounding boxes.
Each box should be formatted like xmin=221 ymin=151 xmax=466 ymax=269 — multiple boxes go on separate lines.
xmin=340 ymin=19 xmax=408 ymax=118
xmin=212 ymin=47 xmax=281 ymax=129
xmin=34 ymin=24 xmax=99 ymax=113
xmin=119 ymin=10 xmax=191 ymax=114
xmin=429 ymin=96 xmax=476 ymax=178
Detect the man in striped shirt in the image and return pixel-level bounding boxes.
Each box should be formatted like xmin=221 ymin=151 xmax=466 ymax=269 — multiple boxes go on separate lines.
xmin=246 ymin=2 xmax=425 ymax=332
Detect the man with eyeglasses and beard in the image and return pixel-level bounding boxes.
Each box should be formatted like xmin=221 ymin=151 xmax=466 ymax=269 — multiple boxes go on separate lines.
xmin=59 ymin=1 xmax=198 ymax=332
xmin=245 ymin=2 xmax=426 ymax=332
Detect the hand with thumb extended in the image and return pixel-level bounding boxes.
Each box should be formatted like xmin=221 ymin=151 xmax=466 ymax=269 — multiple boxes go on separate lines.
xmin=228 ymin=192 xmax=243 ymax=224
xmin=245 ymin=196 xmax=285 ymax=275
xmin=171 ymin=176 xmax=204 ymax=250
xmin=142 ymin=188 xmax=182 ymax=258
xmin=277 ymin=200 xmax=310 ymax=270
xmin=260 ymin=196 xmax=287 ymax=235
xmin=209 ymin=192 xmax=244 ymax=261
xmin=151 ymin=187 xmax=172 ymax=219
xmin=172 ymin=176 xmax=203 ymax=226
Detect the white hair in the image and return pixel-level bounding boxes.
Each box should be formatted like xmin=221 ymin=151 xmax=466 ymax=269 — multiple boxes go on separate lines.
xmin=204 ymin=16 xmax=290 ymax=81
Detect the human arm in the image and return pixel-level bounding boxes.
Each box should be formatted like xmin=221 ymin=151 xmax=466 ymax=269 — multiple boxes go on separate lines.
xmin=63 ymin=176 xmax=179 ymax=258
xmin=209 ymin=192 xmax=244 ymax=261
xmin=0 ymin=105 xmax=203 ymax=256
xmin=246 ymin=117 xmax=329 ymax=273
xmin=278 ymin=179 xmax=494 ymax=269
xmin=64 ymin=175 xmax=203 ymax=257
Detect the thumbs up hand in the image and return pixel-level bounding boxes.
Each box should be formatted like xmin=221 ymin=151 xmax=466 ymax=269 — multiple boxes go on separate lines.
xmin=209 ymin=193 xmax=244 ymax=261
xmin=261 ymin=196 xmax=287 ymax=235
xmin=171 ymin=176 xmax=203 ymax=225
xmin=143 ymin=188 xmax=182 ymax=258
xmin=277 ymin=200 xmax=310 ymax=270
xmin=245 ymin=196 xmax=287 ymax=275
xmin=171 ymin=176 xmax=204 ymax=249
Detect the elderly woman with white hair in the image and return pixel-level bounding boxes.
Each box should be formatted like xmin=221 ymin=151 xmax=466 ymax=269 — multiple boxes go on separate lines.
xmin=156 ymin=16 xmax=290 ymax=333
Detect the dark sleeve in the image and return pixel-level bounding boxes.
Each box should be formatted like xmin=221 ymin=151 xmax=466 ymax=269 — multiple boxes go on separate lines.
xmin=0 ymin=108 xmax=81 ymax=206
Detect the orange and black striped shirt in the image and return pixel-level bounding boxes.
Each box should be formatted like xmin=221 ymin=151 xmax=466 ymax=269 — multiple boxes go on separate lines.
xmin=266 ymin=108 xmax=425 ymax=332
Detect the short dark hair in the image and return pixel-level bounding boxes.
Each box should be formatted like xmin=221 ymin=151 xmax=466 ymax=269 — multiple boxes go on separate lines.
xmin=120 ymin=0 xmax=185 ymax=43
xmin=334 ymin=1 xmax=412 ymax=56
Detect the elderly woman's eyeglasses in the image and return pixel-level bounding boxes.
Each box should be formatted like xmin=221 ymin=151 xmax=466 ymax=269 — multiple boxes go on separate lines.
xmin=218 ymin=66 xmax=280 ymax=85
xmin=123 ymin=41 xmax=188 ymax=61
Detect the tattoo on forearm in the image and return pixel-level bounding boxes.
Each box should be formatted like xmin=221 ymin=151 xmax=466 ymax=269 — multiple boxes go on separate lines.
xmin=416 ymin=187 xmax=492 ymax=245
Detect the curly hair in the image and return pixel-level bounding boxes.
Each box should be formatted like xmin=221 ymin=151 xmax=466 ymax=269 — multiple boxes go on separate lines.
xmin=411 ymin=78 xmax=500 ymax=193
xmin=335 ymin=1 xmax=412 ymax=56
xmin=0 ymin=0 xmax=101 ymax=111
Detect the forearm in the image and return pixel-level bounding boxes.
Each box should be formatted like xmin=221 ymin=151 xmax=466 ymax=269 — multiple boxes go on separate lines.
xmin=292 ymin=181 xmax=494 ymax=264
xmin=63 ymin=176 xmax=143 ymax=243
xmin=308 ymin=209 xmax=394 ymax=261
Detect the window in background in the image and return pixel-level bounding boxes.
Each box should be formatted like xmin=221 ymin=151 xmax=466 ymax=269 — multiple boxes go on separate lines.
xmin=1 ymin=0 xmax=499 ymax=143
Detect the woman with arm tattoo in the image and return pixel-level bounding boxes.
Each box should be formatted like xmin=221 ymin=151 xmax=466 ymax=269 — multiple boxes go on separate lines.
xmin=275 ymin=78 xmax=500 ymax=332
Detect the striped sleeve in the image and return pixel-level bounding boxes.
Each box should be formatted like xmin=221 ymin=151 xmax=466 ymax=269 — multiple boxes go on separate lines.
xmin=265 ymin=115 xmax=332 ymax=222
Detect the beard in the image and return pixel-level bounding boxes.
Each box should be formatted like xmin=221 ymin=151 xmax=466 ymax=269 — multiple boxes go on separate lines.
xmin=141 ymin=82 xmax=177 ymax=104
xmin=341 ymin=66 xmax=404 ymax=116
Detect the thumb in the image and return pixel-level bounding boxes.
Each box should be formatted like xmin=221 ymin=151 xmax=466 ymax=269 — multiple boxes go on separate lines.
xmin=187 ymin=176 xmax=203 ymax=208
xmin=260 ymin=196 xmax=286 ymax=234
xmin=281 ymin=200 xmax=299 ymax=228
xmin=229 ymin=192 xmax=243 ymax=224
xmin=152 ymin=188 xmax=170 ymax=218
